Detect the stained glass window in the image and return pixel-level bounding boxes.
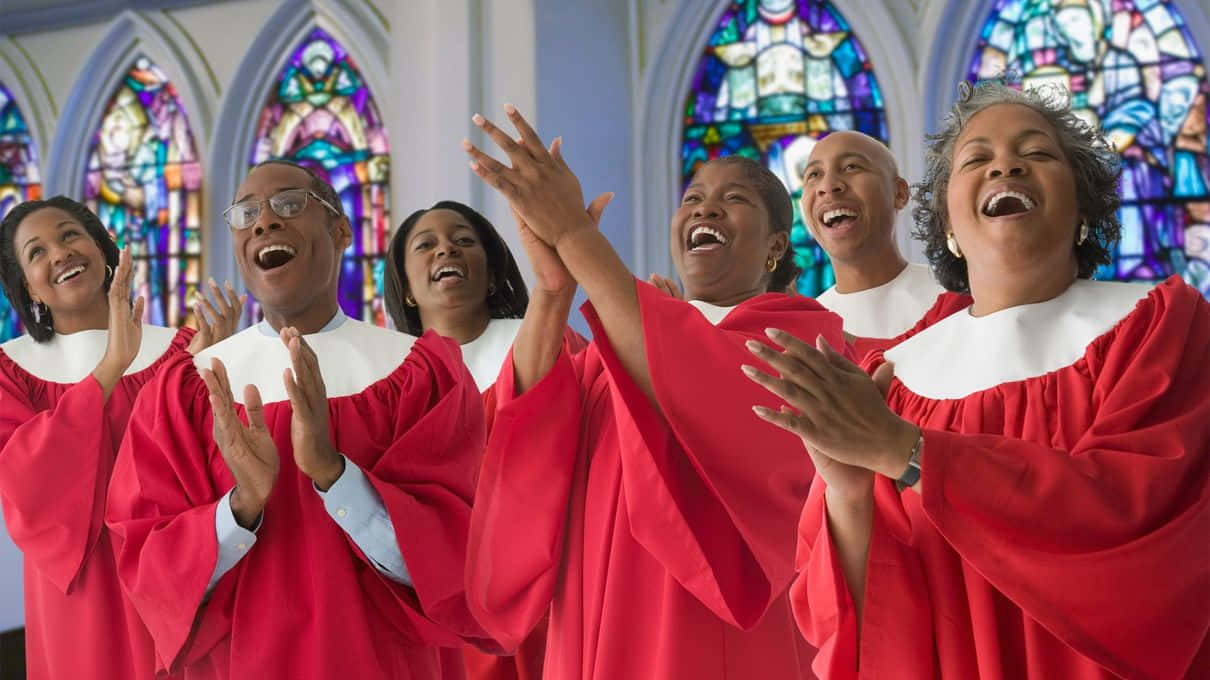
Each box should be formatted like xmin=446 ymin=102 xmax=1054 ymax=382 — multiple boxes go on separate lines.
xmin=681 ymin=0 xmax=889 ymax=295
xmin=84 ymin=55 xmax=203 ymax=328
xmin=250 ymin=28 xmax=391 ymax=325
xmin=971 ymin=0 xmax=1210 ymax=296
xmin=0 ymin=82 xmax=42 ymax=341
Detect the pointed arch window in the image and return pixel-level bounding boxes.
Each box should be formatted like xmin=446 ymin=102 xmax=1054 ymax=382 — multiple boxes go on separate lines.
xmin=84 ymin=55 xmax=203 ymax=328
xmin=251 ymin=28 xmax=391 ymax=325
xmin=1 ymin=81 xmax=43 ymax=341
xmin=971 ymin=0 xmax=1210 ymax=295
xmin=681 ymin=0 xmax=890 ymax=295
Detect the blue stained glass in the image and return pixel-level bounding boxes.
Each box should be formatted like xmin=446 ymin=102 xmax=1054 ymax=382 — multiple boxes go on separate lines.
xmin=970 ymin=0 xmax=1210 ymax=297
xmin=0 ymin=81 xmax=42 ymax=341
xmin=682 ymin=0 xmax=888 ymax=296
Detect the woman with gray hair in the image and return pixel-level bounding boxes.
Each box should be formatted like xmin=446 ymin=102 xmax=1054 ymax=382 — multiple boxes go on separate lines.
xmin=743 ymin=81 xmax=1210 ymax=678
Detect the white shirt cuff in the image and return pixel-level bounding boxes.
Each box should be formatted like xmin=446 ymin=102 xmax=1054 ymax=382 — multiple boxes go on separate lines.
xmin=315 ymin=456 xmax=411 ymax=585
xmin=207 ymin=488 xmax=259 ymax=592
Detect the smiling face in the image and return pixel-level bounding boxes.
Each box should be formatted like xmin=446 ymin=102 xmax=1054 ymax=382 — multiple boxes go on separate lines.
xmin=800 ymin=130 xmax=908 ymax=267
xmin=945 ymin=103 xmax=1081 ymax=284
xmin=230 ymin=163 xmax=350 ymax=320
xmin=670 ymin=161 xmax=788 ymax=304
xmin=400 ymin=208 xmax=491 ymax=323
xmin=13 ymin=206 xmax=109 ymax=320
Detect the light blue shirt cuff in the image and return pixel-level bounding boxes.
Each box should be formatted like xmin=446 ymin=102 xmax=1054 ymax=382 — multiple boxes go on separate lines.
xmin=207 ymin=488 xmax=259 ymax=592
xmin=316 ymin=456 xmax=411 ymax=585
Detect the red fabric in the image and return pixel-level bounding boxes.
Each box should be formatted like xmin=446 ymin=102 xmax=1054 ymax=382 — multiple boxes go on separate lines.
xmin=468 ymin=280 xmax=844 ymax=679
xmin=0 ymin=327 xmax=193 ymax=680
xmin=792 ymin=277 xmax=1210 ymax=680
xmin=462 ymin=327 xmax=584 ymax=680
xmin=850 ymin=291 xmax=972 ymax=360
xmin=105 ymin=331 xmax=489 ymax=679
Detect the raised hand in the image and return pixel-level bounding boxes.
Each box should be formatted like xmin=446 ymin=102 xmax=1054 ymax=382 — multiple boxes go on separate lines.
xmin=515 ymin=191 xmax=613 ymax=295
xmin=647 ymin=274 xmax=683 ymax=300
xmin=92 ymin=248 xmax=146 ymax=399
xmin=741 ymin=330 xmax=919 ymax=495
xmin=280 ymin=327 xmax=344 ymax=490
xmin=200 ymin=357 xmax=279 ymax=529
xmin=463 ymin=105 xmax=594 ymax=248
xmin=188 ymin=278 xmax=247 ymax=355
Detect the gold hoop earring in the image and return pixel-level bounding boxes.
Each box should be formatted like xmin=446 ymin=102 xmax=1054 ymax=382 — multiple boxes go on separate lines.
xmin=766 ymin=257 xmax=777 ymax=272
xmin=946 ymin=233 xmax=963 ymax=259
xmin=1077 ymin=222 xmax=1089 ymax=246
xmin=404 ymin=294 xmax=417 ymax=308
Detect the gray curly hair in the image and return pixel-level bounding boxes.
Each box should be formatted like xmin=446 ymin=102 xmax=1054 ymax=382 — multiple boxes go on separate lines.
xmin=911 ymin=80 xmax=1122 ymax=292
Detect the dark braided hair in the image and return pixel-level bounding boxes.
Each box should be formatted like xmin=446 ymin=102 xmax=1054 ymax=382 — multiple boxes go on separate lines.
xmin=384 ymin=201 xmax=528 ymax=335
xmin=0 ymin=196 xmax=120 ymax=342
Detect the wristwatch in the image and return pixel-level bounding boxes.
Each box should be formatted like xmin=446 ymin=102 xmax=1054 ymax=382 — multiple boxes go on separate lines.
xmin=894 ymin=433 xmax=924 ymax=492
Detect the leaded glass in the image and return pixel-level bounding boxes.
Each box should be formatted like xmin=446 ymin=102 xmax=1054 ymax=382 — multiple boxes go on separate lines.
xmin=84 ymin=55 xmax=203 ymax=328
xmin=250 ymin=28 xmax=391 ymax=325
xmin=682 ymin=0 xmax=889 ymax=295
xmin=971 ymin=0 xmax=1210 ymax=296
xmin=0 ymin=82 xmax=42 ymax=341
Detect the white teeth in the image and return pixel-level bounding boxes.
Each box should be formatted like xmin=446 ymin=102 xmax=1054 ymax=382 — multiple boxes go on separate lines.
xmin=256 ymin=244 xmax=297 ymax=261
xmin=689 ymin=226 xmax=727 ymax=247
xmin=55 ymin=265 xmax=85 ymax=284
xmin=433 ymin=265 xmax=465 ymax=280
xmin=984 ymin=191 xmax=1036 ymax=215
xmin=822 ymin=208 xmax=858 ymax=226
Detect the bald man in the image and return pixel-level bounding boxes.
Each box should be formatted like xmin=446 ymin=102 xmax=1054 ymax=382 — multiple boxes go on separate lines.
xmin=801 ymin=131 xmax=957 ymax=350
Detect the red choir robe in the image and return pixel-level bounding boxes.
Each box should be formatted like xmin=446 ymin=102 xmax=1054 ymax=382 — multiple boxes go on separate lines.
xmin=468 ymin=280 xmax=845 ymax=680
xmin=793 ymin=277 xmax=1210 ymax=680
xmin=849 ymin=292 xmax=973 ymax=360
xmin=0 ymin=325 xmax=193 ymax=680
xmin=460 ymin=318 xmax=588 ymax=680
xmin=105 ymin=320 xmax=490 ymax=679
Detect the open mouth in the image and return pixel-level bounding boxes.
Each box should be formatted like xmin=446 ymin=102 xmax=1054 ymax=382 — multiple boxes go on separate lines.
xmin=821 ymin=208 xmax=858 ymax=229
xmin=255 ymin=244 xmax=298 ymax=270
xmin=54 ymin=264 xmax=87 ymax=285
xmin=687 ymin=225 xmax=728 ymax=252
xmin=431 ymin=264 xmax=466 ymax=283
xmin=982 ymin=190 xmax=1036 ymax=217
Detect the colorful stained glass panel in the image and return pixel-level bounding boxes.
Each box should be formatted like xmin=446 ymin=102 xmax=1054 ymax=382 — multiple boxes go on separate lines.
xmin=250 ymin=28 xmax=391 ymax=325
xmin=682 ymin=0 xmax=890 ymax=295
xmin=0 ymin=81 xmax=42 ymax=341
xmin=970 ymin=0 xmax=1210 ymax=296
xmin=84 ymin=56 xmax=203 ymax=328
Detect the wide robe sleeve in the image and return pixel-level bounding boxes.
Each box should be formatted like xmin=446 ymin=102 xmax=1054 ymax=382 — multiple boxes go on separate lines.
xmin=795 ymin=280 xmax=1210 ymax=680
xmin=586 ymin=280 xmax=845 ymax=629
xmin=0 ymin=329 xmax=193 ymax=595
xmin=467 ymin=342 xmax=585 ymax=652
xmin=348 ymin=335 xmax=491 ymax=649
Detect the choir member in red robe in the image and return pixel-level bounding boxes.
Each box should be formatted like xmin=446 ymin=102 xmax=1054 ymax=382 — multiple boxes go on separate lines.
xmin=460 ymin=106 xmax=842 ymax=679
xmin=105 ymin=160 xmax=489 ymax=679
xmin=384 ymin=199 xmax=589 ymax=680
xmin=745 ymin=81 xmax=1210 ymax=679
xmin=799 ymin=130 xmax=955 ymax=358
xmin=0 ymin=196 xmax=241 ymax=680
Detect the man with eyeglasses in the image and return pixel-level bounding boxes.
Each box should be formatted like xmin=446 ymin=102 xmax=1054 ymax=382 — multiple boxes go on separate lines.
xmin=106 ymin=160 xmax=492 ymax=679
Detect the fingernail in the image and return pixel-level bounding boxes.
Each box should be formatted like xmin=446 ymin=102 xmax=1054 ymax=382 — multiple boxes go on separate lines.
xmin=752 ymin=405 xmax=772 ymax=417
xmin=469 ymin=161 xmax=479 ymax=171
xmin=744 ymin=339 xmax=764 ymax=353
xmin=461 ymin=138 xmax=472 ymax=150
xmin=472 ymin=113 xmax=485 ymax=125
xmin=504 ymin=103 xmax=516 ymax=114
xmin=740 ymin=364 xmax=757 ymax=378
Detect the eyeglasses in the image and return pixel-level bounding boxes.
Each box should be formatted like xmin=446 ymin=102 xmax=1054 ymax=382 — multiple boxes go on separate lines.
xmin=223 ymin=188 xmax=341 ymax=230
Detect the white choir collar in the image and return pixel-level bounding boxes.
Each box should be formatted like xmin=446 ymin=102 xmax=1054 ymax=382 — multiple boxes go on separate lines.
xmin=459 ymin=317 xmax=523 ymax=391
xmin=256 ymin=309 xmax=347 ymax=337
xmin=194 ymin=317 xmax=416 ymax=405
xmin=815 ymin=263 xmax=944 ymax=339
xmin=688 ymin=299 xmax=738 ymax=326
xmin=1 ymin=324 xmax=179 ymax=383
xmin=885 ymin=278 xmax=1152 ymax=399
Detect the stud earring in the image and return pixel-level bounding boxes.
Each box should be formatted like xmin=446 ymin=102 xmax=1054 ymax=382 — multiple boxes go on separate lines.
xmin=1077 ymin=222 xmax=1089 ymax=246
xmin=766 ymin=257 xmax=777 ymax=272
xmin=405 ymin=294 xmax=417 ymax=308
